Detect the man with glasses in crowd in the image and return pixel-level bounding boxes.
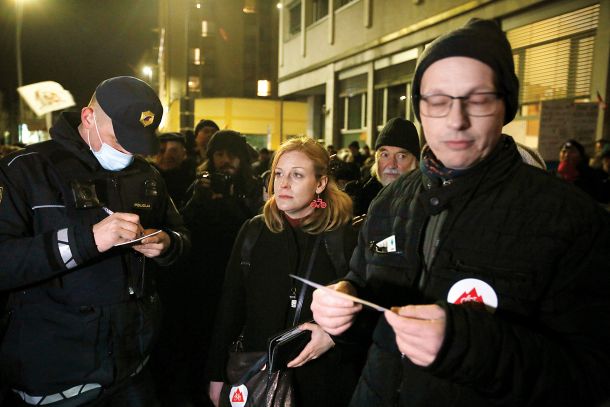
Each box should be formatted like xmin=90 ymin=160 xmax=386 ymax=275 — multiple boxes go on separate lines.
xmin=312 ymin=18 xmax=610 ymax=406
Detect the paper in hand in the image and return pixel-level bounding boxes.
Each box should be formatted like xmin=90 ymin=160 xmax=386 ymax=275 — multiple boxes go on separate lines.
xmin=114 ymin=229 xmax=162 ymax=247
xmin=289 ymin=274 xmax=389 ymax=312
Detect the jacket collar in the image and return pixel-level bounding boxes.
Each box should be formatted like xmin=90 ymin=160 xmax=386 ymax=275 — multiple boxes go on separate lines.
xmin=49 ymin=112 xmax=100 ymax=170
xmin=418 ymin=136 xmax=521 ymax=215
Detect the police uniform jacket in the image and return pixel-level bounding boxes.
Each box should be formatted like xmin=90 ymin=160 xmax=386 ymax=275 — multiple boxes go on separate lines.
xmin=346 ymin=136 xmax=610 ymax=406
xmin=0 ymin=112 xmax=190 ymax=395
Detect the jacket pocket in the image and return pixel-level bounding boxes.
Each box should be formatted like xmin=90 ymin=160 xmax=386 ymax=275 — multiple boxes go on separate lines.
xmin=0 ymin=303 xmax=113 ymax=394
xmin=111 ymin=295 xmax=161 ymax=380
xmin=432 ymin=259 xmax=538 ymax=314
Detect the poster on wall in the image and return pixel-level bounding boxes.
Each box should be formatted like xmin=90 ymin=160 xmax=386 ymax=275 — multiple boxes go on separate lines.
xmin=538 ymin=99 xmax=598 ymax=161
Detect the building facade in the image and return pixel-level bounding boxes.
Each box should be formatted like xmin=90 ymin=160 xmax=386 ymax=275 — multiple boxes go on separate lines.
xmin=277 ymin=0 xmax=610 ymax=159
xmin=156 ymin=0 xmax=303 ymax=148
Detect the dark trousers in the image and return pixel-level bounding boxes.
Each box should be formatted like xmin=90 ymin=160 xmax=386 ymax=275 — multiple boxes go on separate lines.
xmin=4 ymin=369 xmax=159 ymax=407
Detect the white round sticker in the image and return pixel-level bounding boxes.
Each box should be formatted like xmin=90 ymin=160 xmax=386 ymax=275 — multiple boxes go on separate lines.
xmin=447 ymin=278 xmax=498 ymax=313
xmin=229 ymin=384 xmax=248 ymax=407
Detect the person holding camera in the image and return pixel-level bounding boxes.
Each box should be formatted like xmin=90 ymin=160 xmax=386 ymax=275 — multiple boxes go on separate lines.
xmin=155 ymin=130 xmax=262 ymax=406
xmin=0 ymin=76 xmax=190 ymax=406
xmin=207 ymin=137 xmax=366 ymax=407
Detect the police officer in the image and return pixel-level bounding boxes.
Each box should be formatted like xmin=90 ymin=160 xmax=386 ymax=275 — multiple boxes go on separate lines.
xmin=0 ymin=76 xmax=190 ymax=406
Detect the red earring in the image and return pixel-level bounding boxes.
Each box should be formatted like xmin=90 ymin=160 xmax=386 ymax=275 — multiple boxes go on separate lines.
xmin=310 ymin=194 xmax=327 ymax=209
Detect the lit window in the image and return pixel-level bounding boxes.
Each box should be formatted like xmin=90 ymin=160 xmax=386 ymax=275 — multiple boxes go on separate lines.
xmin=508 ymin=5 xmax=599 ymax=105
xmin=243 ymin=0 xmax=256 ymax=13
xmin=191 ymin=48 xmax=201 ymax=65
xmin=257 ymin=80 xmax=271 ymax=97
xmin=188 ymin=76 xmax=201 ymax=93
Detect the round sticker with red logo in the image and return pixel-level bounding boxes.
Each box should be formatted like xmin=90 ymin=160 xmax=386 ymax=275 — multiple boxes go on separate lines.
xmin=229 ymin=384 xmax=248 ymax=407
xmin=447 ymin=278 xmax=498 ymax=313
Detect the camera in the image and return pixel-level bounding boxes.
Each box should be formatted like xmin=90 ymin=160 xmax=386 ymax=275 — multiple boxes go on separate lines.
xmin=201 ymin=171 xmax=234 ymax=196
xmin=70 ymin=180 xmax=101 ymax=208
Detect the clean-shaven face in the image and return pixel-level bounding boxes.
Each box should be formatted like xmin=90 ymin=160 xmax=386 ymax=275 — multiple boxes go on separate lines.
xmin=419 ymin=57 xmax=505 ymax=170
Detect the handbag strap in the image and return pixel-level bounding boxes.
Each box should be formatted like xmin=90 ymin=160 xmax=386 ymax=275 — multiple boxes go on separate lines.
xmin=236 ymin=353 xmax=269 ymax=385
xmin=291 ymin=234 xmax=322 ymax=326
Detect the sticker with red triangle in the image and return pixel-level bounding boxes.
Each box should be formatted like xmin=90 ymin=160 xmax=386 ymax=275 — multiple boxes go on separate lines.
xmin=447 ymin=278 xmax=498 ymax=313
xmin=229 ymin=384 xmax=248 ymax=407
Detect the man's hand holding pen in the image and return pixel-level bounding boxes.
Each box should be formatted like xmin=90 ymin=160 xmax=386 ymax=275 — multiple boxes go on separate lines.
xmin=93 ymin=207 xmax=170 ymax=257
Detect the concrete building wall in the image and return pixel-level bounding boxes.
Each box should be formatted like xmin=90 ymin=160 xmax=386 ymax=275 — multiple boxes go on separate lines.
xmin=278 ymin=0 xmax=610 ymax=151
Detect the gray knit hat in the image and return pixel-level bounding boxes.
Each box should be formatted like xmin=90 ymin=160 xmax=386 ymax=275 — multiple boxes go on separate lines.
xmin=411 ymin=18 xmax=519 ymax=125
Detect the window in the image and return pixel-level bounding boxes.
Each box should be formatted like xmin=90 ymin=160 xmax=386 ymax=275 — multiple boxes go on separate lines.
xmin=508 ymin=5 xmax=599 ymax=106
xmin=373 ymin=59 xmax=416 ymax=128
xmin=311 ymin=0 xmax=328 ymax=24
xmin=190 ymin=48 xmax=201 ymax=65
xmin=347 ymin=94 xmax=365 ymax=129
xmin=374 ymin=84 xmax=410 ymax=133
xmin=188 ymin=76 xmax=201 ymax=93
xmin=257 ymin=80 xmax=271 ymax=97
xmin=288 ymin=2 xmax=301 ymax=35
xmin=386 ymin=84 xmax=408 ymax=121
xmin=338 ymin=92 xmax=367 ymax=131
xmin=335 ymin=0 xmax=354 ymax=9
xmin=506 ymin=4 xmax=599 ymax=139
xmin=339 ymin=74 xmax=367 ymax=132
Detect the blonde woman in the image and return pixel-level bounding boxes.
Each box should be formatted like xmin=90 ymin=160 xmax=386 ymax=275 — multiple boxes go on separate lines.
xmin=207 ymin=137 xmax=365 ymax=407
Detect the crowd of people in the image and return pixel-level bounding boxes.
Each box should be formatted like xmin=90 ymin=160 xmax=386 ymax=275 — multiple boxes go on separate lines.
xmin=1 ymin=17 xmax=609 ymax=407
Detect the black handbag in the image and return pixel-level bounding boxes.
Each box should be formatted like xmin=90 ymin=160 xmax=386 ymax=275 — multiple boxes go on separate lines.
xmin=219 ymin=234 xmax=322 ymax=407
xmin=219 ymin=347 xmax=295 ymax=407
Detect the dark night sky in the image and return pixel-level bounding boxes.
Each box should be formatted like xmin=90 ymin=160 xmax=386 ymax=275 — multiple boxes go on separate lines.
xmin=0 ymin=0 xmax=158 ymax=111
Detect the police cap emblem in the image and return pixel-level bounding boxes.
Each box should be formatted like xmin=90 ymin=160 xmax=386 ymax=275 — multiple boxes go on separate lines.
xmin=140 ymin=111 xmax=155 ymax=127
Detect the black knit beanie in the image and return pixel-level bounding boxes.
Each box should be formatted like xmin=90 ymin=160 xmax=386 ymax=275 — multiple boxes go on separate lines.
xmin=375 ymin=117 xmax=421 ymax=158
xmin=411 ymin=18 xmax=519 ymax=125
xmin=206 ymin=130 xmax=251 ymax=164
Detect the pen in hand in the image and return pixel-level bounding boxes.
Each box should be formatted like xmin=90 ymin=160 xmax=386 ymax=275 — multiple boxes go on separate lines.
xmin=102 ymin=206 xmax=146 ymax=240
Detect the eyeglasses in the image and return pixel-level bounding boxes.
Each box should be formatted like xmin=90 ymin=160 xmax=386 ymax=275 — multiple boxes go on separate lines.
xmin=417 ymin=92 xmax=503 ymax=118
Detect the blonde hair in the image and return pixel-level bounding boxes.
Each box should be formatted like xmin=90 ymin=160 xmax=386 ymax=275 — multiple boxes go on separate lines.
xmin=263 ymin=137 xmax=353 ymax=234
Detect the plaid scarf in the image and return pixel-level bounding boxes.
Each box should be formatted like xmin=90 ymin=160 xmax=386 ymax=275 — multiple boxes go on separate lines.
xmin=419 ymin=145 xmax=470 ymax=181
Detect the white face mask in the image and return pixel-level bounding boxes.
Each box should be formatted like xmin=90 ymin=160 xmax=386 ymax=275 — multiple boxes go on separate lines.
xmin=87 ymin=112 xmax=134 ymax=171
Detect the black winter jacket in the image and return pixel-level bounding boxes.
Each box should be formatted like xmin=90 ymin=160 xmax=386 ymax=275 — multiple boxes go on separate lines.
xmin=208 ymin=215 xmax=367 ymax=407
xmin=346 ymin=136 xmax=610 ymax=406
xmin=0 ymin=112 xmax=189 ymax=395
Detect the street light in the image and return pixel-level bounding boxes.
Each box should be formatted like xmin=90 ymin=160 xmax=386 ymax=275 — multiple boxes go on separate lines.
xmin=15 ymin=0 xmax=36 ymax=143
xmin=142 ymin=66 xmax=153 ymax=83
xmin=15 ymin=0 xmax=26 ymax=143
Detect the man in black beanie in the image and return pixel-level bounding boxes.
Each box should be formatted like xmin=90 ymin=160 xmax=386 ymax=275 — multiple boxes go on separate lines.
xmin=312 ymin=18 xmax=610 ymax=407
xmin=351 ymin=117 xmax=420 ymax=215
